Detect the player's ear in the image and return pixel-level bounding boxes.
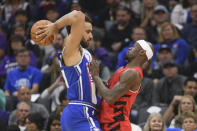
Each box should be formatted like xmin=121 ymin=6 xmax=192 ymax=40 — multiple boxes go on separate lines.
xmin=139 ymin=49 xmax=146 ymax=56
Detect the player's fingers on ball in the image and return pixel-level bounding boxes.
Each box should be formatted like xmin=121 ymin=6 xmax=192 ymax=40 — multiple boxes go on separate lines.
xmin=38 ymin=33 xmax=47 ymax=42
xmin=37 ymin=32 xmax=47 ymax=39
xmin=36 ymin=29 xmax=46 ymax=35
xmin=37 ymin=25 xmax=47 ymax=30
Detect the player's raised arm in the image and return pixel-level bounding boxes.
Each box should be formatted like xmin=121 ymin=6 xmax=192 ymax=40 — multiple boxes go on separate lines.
xmin=36 ymin=10 xmax=85 ymax=53
xmin=54 ymin=10 xmax=85 ymax=52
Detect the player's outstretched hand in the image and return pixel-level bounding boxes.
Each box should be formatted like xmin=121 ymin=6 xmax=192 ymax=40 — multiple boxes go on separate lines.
xmin=36 ymin=23 xmax=58 ymax=44
xmin=88 ymin=60 xmax=100 ymax=77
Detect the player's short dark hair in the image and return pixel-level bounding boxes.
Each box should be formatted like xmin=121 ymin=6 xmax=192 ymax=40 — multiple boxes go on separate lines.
xmin=85 ymin=15 xmax=92 ymax=23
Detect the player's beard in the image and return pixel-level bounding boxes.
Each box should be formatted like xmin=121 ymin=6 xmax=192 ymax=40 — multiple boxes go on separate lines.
xmin=81 ymin=37 xmax=89 ymax=48
xmin=81 ymin=41 xmax=88 ymax=48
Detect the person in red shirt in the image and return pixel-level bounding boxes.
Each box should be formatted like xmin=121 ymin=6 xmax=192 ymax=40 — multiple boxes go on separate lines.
xmin=89 ymin=40 xmax=154 ymax=131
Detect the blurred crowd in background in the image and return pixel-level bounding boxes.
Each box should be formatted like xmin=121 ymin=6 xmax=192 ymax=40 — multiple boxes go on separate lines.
xmin=0 ymin=0 xmax=197 ymax=131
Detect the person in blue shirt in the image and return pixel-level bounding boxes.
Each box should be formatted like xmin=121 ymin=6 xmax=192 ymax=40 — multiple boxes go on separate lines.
xmin=153 ymin=22 xmax=189 ymax=68
xmin=116 ymin=27 xmax=147 ymax=69
xmin=0 ymin=35 xmax=37 ymax=89
xmin=4 ymin=47 xmax=42 ymax=98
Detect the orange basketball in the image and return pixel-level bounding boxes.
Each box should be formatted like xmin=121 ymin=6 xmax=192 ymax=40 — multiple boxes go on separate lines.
xmin=31 ymin=20 xmax=55 ymax=46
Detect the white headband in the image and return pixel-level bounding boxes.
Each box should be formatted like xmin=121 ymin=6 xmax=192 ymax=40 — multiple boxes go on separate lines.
xmin=137 ymin=40 xmax=153 ymax=60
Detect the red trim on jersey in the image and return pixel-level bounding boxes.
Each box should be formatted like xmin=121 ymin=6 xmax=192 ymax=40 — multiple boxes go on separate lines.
xmin=84 ymin=54 xmax=92 ymax=103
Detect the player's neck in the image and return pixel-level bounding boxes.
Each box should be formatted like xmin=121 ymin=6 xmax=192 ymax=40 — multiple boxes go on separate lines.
xmin=126 ymin=59 xmax=143 ymax=68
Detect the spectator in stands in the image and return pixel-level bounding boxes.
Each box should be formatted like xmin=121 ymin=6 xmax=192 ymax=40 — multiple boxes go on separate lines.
xmin=40 ymin=75 xmax=65 ymax=112
xmin=45 ymin=6 xmax=59 ymax=23
xmin=164 ymin=95 xmax=197 ymax=128
xmin=183 ymin=45 xmax=197 ymax=79
xmin=182 ymin=77 xmax=197 ymax=102
xmin=94 ymin=0 xmax=120 ymax=31
xmin=171 ymin=0 xmax=194 ymax=30
xmin=55 ymin=89 xmax=69 ymax=115
xmin=87 ymin=27 xmax=112 ymax=79
xmin=166 ymin=112 xmax=197 ymax=131
xmin=68 ymin=0 xmax=82 ymax=12
xmin=152 ymin=44 xmax=173 ymax=70
xmin=46 ymin=113 xmax=61 ymax=131
xmin=146 ymin=5 xmax=169 ymax=44
xmin=32 ymin=0 xmax=68 ymax=20
xmin=181 ymin=3 xmax=197 ymax=50
xmin=9 ymin=86 xmax=49 ymax=126
xmin=116 ymin=27 xmax=147 ymax=69
xmin=120 ymin=0 xmax=141 ymax=16
xmin=89 ymin=27 xmax=112 ymax=69
xmin=8 ymin=101 xmax=30 ymax=131
xmin=168 ymin=0 xmax=180 ymax=13
xmin=152 ymin=59 xmax=187 ymax=106
xmin=12 ymin=23 xmax=26 ymax=38
xmin=153 ymin=22 xmax=189 ymax=66
xmin=163 ymin=77 xmax=197 ymax=125
xmin=0 ymin=35 xmax=37 ymax=87
xmin=144 ymin=113 xmax=167 ymax=131
xmin=4 ymin=47 xmax=42 ymax=98
xmin=152 ymin=44 xmax=173 ymax=80
xmin=59 ymin=88 xmax=69 ymax=107
xmin=103 ymin=6 xmax=134 ymax=52
xmin=1 ymin=0 xmax=31 ymax=23
xmin=180 ymin=111 xmax=197 ymax=131
xmin=152 ymin=44 xmax=173 ymax=75
xmin=140 ymin=0 xmax=158 ymax=28
xmin=25 ymin=112 xmax=45 ymax=131
xmin=8 ymin=9 xmax=33 ymax=37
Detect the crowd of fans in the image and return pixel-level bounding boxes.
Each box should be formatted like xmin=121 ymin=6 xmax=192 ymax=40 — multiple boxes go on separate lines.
xmin=0 ymin=0 xmax=197 ymax=131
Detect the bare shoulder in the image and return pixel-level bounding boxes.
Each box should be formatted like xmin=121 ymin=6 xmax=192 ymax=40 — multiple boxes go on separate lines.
xmin=120 ymin=68 xmax=141 ymax=91
xmin=121 ymin=68 xmax=140 ymax=79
